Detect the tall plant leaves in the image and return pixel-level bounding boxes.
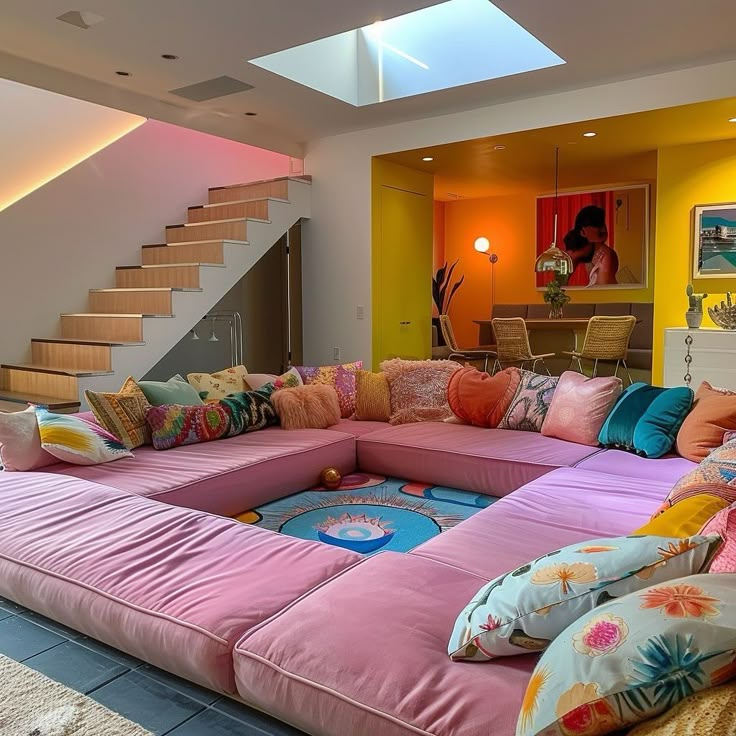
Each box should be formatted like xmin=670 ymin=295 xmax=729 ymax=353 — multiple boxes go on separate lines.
xmin=445 ymin=275 xmax=465 ymax=312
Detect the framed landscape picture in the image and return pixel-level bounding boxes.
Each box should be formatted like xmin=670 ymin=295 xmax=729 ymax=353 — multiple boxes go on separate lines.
xmin=692 ymin=203 xmax=736 ymax=279
xmin=536 ymin=184 xmax=649 ymax=289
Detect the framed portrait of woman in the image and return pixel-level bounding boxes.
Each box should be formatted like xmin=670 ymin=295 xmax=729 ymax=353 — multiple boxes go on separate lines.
xmin=535 ymin=184 xmax=650 ymax=289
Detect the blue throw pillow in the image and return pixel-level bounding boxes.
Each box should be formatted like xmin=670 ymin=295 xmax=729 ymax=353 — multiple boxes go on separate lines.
xmin=598 ymin=382 xmax=693 ymax=458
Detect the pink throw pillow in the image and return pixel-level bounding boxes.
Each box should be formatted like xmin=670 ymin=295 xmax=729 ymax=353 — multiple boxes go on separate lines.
xmin=541 ymin=371 xmax=622 ymax=446
xmin=272 ymin=384 xmax=341 ymax=430
xmin=700 ymin=505 xmax=736 ymax=573
xmin=0 ymin=406 xmax=56 ymax=471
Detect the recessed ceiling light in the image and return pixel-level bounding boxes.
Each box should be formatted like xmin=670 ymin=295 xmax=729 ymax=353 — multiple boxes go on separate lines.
xmin=244 ymin=112 xmax=258 ymax=116
xmin=582 ymin=131 xmax=597 ymax=138
xmin=115 ymin=70 xmax=131 ymax=77
xmin=729 ymin=117 xmax=736 ymax=123
xmin=492 ymin=144 xmax=506 ymax=151
xmin=422 ymin=156 xmax=434 ymax=162
xmin=161 ymin=54 xmax=179 ymax=60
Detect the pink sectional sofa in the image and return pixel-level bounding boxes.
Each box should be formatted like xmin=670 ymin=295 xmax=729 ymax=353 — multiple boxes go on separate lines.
xmin=0 ymin=419 xmax=696 ymax=735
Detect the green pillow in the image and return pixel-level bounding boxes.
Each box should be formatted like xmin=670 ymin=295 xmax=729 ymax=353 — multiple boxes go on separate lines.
xmin=137 ymin=375 xmax=204 ymax=406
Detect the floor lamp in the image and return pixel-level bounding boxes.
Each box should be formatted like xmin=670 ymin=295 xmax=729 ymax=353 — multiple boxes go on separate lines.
xmin=474 ymin=237 xmax=499 ymax=319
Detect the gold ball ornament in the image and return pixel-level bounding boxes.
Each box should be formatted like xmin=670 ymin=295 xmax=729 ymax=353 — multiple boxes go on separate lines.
xmin=320 ymin=467 xmax=342 ymax=490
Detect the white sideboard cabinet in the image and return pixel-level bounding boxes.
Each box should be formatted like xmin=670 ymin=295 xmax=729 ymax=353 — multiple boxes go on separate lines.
xmin=663 ymin=327 xmax=736 ymax=390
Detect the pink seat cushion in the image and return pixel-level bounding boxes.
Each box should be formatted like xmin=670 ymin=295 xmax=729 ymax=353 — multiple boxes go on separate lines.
xmin=234 ymin=552 xmax=534 ymax=736
xmin=410 ymin=467 xmax=674 ymax=579
xmin=48 ymin=427 xmax=356 ymax=516
xmin=326 ymin=419 xmax=391 ymax=437
xmin=356 ymin=423 xmax=599 ymax=496
xmin=575 ymin=448 xmax=696 ymax=485
xmin=0 ymin=472 xmax=359 ymax=693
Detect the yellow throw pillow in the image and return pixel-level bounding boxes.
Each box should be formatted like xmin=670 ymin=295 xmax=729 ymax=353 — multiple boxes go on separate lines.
xmin=634 ymin=494 xmax=728 ymax=538
xmin=354 ymin=370 xmax=391 ymax=422
xmin=187 ymin=365 xmax=248 ymax=402
xmin=85 ymin=376 xmax=151 ymax=449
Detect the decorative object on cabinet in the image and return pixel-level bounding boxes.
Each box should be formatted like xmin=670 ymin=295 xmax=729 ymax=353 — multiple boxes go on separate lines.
xmin=685 ymin=284 xmax=708 ymax=329
xmin=692 ymin=203 xmax=736 ymax=279
xmin=708 ymin=292 xmax=736 ymax=330
xmin=542 ymin=279 xmax=570 ymax=319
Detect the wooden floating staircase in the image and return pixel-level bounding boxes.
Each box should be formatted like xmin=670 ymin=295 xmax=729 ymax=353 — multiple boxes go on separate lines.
xmin=0 ymin=176 xmax=311 ymax=412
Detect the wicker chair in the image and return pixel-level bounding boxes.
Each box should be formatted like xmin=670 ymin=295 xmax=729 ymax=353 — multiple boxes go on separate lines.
xmin=491 ymin=317 xmax=554 ymax=375
xmin=439 ymin=314 xmax=497 ymax=373
xmin=562 ymin=315 xmax=636 ymax=384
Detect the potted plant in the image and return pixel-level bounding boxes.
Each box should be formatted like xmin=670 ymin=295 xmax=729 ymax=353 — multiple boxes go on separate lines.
xmin=432 ymin=260 xmax=464 ymax=345
xmin=543 ymin=279 xmax=570 ymax=319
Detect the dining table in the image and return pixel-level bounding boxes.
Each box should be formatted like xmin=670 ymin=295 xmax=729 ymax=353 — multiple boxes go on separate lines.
xmin=473 ymin=318 xmax=592 ymax=350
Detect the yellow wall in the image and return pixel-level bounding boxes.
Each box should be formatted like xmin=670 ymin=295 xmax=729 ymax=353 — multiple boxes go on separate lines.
xmin=652 ymin=138 xmax=736 ymax=382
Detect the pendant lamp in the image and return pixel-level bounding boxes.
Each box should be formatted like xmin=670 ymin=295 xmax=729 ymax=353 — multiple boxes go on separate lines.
xmin=534 ymin=147 xmax=573 ymax=278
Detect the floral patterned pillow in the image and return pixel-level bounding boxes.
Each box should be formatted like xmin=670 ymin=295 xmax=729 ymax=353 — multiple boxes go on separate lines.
xmin=448 ymin=534 xmax=720 ymax=662
xmin=518 ymin=573 xmax=736 ymax=736
xmin=498 ymin=370 xmax=558 ymax=432
xmin=295 ymin=362 xmax=362 ymax=418
xmin=187 ymin=365 xmax=248 ymax=402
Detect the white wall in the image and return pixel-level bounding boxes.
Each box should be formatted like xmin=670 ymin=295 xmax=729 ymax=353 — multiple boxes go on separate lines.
xmin=302 ymin=59 xmax=736 ymax=366
xmin=0 ymin=118 xmax=291 ymax=365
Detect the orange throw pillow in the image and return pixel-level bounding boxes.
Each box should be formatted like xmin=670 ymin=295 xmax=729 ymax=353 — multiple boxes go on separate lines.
xmin=676 ymin=381 xmax=736 ymax=462
xmin=447 ymin=367 xmax=521 ymax=428
xmin=271 ymin=384 xmax=341 ymax=430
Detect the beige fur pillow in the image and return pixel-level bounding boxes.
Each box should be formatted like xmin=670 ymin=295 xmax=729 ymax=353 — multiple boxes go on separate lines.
xmin=271 ymin=384 xmax=341 ymax=430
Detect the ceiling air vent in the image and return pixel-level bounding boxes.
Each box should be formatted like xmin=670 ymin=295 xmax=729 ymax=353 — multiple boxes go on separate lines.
xmin=169 ymin=76 xmax=254 ymax=102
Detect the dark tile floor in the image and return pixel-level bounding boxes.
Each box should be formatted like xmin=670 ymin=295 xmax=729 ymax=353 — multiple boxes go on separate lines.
xmin=0 ymin=596 xmax=305 ymax=735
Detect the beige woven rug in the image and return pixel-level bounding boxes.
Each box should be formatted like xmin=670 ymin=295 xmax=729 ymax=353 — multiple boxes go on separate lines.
xmin=0 ymin=654 xmax=152 ymax=736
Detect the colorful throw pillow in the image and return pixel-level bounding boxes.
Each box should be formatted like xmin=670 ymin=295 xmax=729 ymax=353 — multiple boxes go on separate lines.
xmin=662 ymin=437 xmax=736 ymax=511
xmin=542 ymin=372 xmax=622 ymax=446
xmin=84 ymin=376 xmax=151 ymax=449
xmin=517 ymin=573 xmax=736 ymax=736
xmin=0 ymin=406 xmax=56 ymax=471
xmin=36 ymin=408 xmax=132 ymax=465
xmin=145 ymin=403 xmax=230 ymax=450
xmin=354 ymin=370 xmax=391 ymax=422
xmin=295 ymin=362 xmax=362 ymax=418
xmin=380 ymin=358 xmax=461 ymax=425
xmin=498 ymin=370 xmax=558 ymax=432
xmin=447 ymin=367 xmax=521 ymax=428
xmin=272 ymin=384 xmax=341 ymax=430
xmin=186 ymin=365 xmax=248 ymax=402
xmin=677 ymin=382 xmax=736 ymax=462
xmin=634 ymin=495 xmax=728 ymax=538
xmin=628 ymin=682 xmax=736 ymax=736
xmin=136 ymin=375 xmax=204 ymax=407
xmin=219 ymin=385 xmax=278 ymax=436
xmin=448 ymin=533 xmax=719 ymax=662
xmin=700 ymin=505 xmax=736 ymax=573
xmin=598 ymin=383 xmax=694 ymax=458
xmin=245 ymin=367 xmax=303 ymax=391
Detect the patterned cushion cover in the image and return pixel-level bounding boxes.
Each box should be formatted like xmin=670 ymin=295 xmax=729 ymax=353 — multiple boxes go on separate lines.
xmin=85 ymin=376 xmax=151 ymax=449
xmin=36 ymin=408 xmax=133 ymax=465
xmin=518 ymin=573 xmax=736 ymax=736
xmin=498 ymin=370 xmax=558 ymax=432
xmin=700 ymin=504 xmax=736 ymax=573
xmin=295 ymin=362 xmax=362 ymax=418
xmin=186 ymin=365 xmax=248 ymax=402
xmin=145 ymin=403 xmax=231 ymax=450
xmin=448 ymin=534 xmax=720 ymax=662
xmin=219 ymin=385 xmax=278 ymax=436
xmin=245 ymin=368 xmax=302 ymax=391
xmin=447 ymin=367 xmax=521 ymax=428
xmin=354 ymin=370 xmax=391 ymax=422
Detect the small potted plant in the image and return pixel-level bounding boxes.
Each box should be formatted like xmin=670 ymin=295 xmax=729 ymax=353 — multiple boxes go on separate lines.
xmin=543 ymin=279 xmax=570 ymax=319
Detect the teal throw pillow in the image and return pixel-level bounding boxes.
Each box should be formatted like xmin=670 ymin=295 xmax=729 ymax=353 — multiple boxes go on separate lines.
xmin=137 ymin=375 xmax=204 ymax=407
xmin=598 ymin=382 xmax=693 ymax=458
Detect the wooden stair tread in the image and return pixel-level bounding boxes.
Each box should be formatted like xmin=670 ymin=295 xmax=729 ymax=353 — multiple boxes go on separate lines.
xmin=2 ymin=363 xmax=113 ymax=378
xmin=89 ymin=287 xmax=202 ymax=293
xmin=59 ymin=313 xmax=174 ymax=318
xmin=116 ymin=263 xmax=227 ymax=269
xmin=209 ymin=175 xmax=311 ymax=192
xmin=0 ymin=390 xmax=80 ymax=410
xmin=175 ymin=217 xmax=270 ymax=227
xmin=196 ymin=196 xmax=289 ymax=210
xmin=31 ymin=338 xmax=145 ymax=346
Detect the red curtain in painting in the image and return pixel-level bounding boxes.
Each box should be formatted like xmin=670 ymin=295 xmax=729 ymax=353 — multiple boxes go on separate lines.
xmin=536 ymin=190 xmax=616 ymax=287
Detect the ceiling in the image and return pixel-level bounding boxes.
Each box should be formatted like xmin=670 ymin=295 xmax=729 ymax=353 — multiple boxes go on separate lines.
xmin=381 ymin=97 xmax=736 ymax=199
xmin=1 ymin=0 xmax=736 ymax=153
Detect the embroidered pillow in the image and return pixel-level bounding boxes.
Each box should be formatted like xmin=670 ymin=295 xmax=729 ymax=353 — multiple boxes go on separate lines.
xmin=447 ymin=367 xmax=521 ymax=428
xmin=295 ymin=362 xmax=362 ymax=418
xmin=36 ymin=408 xmax=132 ymax=465
xmin=0 ymin=406 xmax=56 ymax=471
xmin=354 ymin=370 xmax=391 ymax=422
xmin=517 ymin=573 xmax=736 ymax=736
xmin=542 ymin=372 xmax=623 ymax=446
xmin=219 ymin=385 xmax=278 ymax=435
xmin=380 ymin=358 xmax=460 ymax=425
xmin=136 ymin=375 xmax=204 ymax=406
xmin=245 ymin=367 xmax=303 ymax=391
xmin=448 ymin=533 xmax=720 ymax=661
xmin=677 ymin=382 xmax=736 ymax=462
xmin=498 ymin=370 xmax=558 ymax=432
xmin=85 ymin=376 xmax=151 ymax=449
xmin=272 ymin=384 xmax=341 ymax=430
xmin=700 ymin=505 xmax=736 ymax=573
xmin=634 ymin=494 xmax=728 ymax=538
xmin=186 ymin=365 xmax=248 ymax=402
xmin=145 ymin=403 xmax=230 ymax=450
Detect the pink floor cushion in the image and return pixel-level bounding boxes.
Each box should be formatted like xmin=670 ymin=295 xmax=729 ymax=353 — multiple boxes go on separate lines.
xmin=410 ymin=468 xmax=674 ymax=580
xmin=233 ymin=552 xmax=536 ymax=736
xmin=48 ymin=427 xmax=357 ymax=516
xmin=325 ymin=419 xmax=391 ymax=437
xmin=700 ymin=504 xmax=736 ymax=573
xmin=356 ymin=423 xmax=600 ymax=497
xmin=0 ymin=471 xmax=359 ymax=694
xmin=576 ymin=449 xmax=697 ymax=485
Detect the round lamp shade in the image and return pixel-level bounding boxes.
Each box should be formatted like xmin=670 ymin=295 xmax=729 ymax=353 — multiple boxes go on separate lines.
xmin=474 ymin=237 xmax=490 ymax=253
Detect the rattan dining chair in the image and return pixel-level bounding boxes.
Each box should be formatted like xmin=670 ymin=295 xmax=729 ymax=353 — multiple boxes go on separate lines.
xmin=562 ymin=315 xmax=637 ymax=384
xmin=490 ymin=317 xmax=554 ymax=375
xmin=439 ymin=314 xmax=497 ymax=373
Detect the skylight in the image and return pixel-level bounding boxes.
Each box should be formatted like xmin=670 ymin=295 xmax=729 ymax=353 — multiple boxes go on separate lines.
xmin=248 ymin=0 xmax=564 ymax=107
